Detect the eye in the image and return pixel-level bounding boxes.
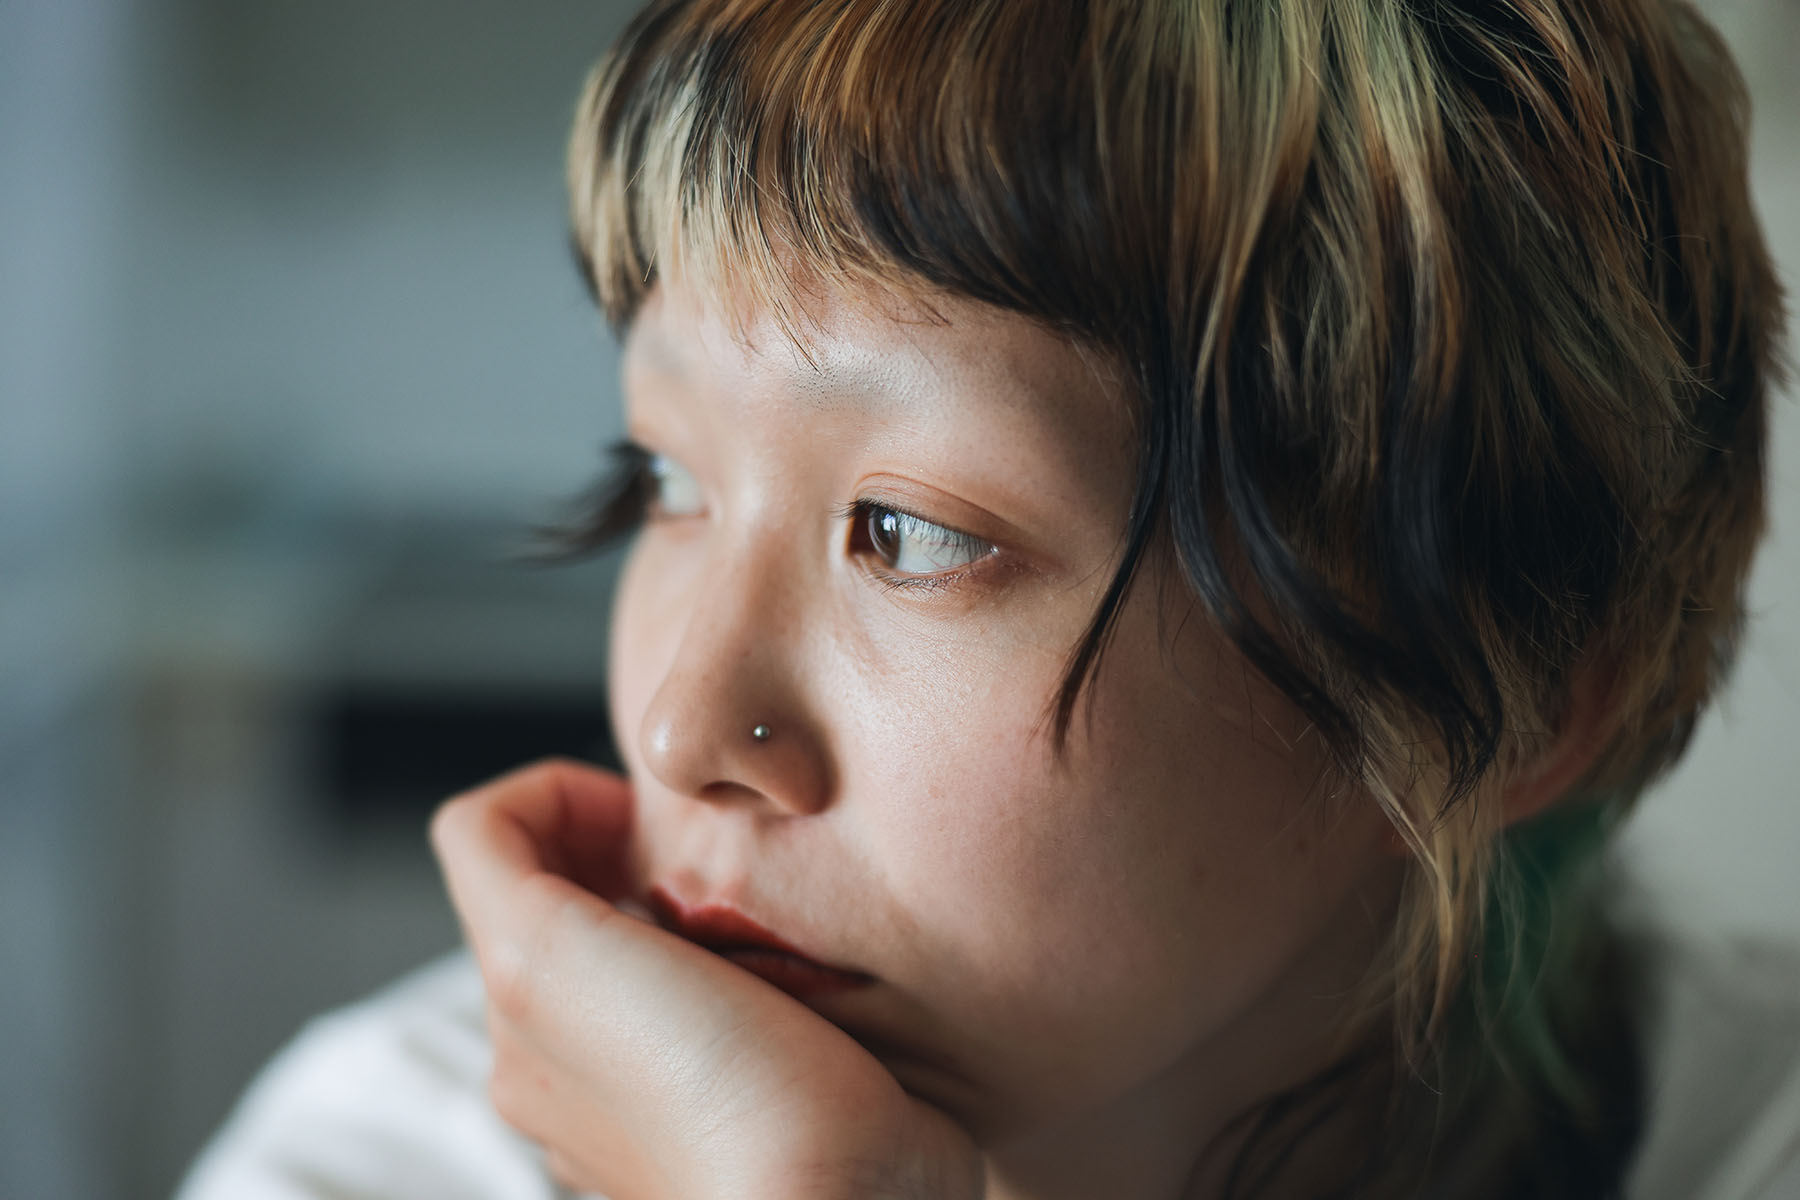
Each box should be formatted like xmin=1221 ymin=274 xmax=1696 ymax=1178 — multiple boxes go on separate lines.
xmin=854 ymin=502 xmax=995 ymax=576
xmin=649 ymin=453 xmax=704 ymax=517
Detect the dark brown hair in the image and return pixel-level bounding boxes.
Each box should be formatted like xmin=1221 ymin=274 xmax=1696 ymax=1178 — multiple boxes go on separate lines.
xmin=564 ymin=0 xmax=1786 ymax=1191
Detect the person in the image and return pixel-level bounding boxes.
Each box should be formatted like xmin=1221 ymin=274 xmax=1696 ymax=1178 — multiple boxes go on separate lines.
xmin=178 ymin=0 xmax=1798 ymax=1196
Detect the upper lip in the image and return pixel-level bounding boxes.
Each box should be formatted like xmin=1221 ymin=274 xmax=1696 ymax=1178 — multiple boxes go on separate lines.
xmin=647 ymin=884 xmax=871 ymax=978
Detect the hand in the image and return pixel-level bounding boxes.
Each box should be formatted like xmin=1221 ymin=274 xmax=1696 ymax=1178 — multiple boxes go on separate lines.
xmin=429 ymin=758 xmax=984 ymax=1200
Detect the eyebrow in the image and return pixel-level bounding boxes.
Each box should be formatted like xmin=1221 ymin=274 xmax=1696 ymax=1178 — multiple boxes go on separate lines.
xmin=627 ymin=318 xmax=917 ymax=415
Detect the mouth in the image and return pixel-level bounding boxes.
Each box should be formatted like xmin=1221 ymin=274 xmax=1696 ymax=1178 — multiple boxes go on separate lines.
xmin=646 ymin=884 xmax=877 ymax=1000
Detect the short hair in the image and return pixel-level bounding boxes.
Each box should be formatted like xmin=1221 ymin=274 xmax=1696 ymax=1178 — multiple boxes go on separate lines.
xmin=566 ymin=0 xmax=1785 ymax=1179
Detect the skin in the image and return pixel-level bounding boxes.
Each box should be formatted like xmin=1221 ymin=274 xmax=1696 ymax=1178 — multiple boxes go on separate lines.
xmin=434 ymin=275 xmax=1411 ymax=1200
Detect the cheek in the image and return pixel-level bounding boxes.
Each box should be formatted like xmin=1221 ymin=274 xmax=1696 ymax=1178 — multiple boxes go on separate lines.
xmin=852 ymin=606 xmax=1389 ymax=1113
xmin=868 ymin=685 xmax=1296 ymax=1013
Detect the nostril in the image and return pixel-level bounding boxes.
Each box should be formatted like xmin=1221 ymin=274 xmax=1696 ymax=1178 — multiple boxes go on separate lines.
xmin=696 ymin=779 xmax=772 ymax=807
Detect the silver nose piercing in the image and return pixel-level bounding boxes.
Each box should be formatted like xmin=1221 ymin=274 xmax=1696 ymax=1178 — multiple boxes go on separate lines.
xmin=751 ymin=723 xmax=772 ymax=743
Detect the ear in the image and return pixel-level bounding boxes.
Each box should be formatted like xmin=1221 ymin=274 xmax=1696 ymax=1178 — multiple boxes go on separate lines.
xmin=1498 ymin=657 xmax=1621 ymax=830
xmin=1381 ymin=657 xmax=1620 ymax=855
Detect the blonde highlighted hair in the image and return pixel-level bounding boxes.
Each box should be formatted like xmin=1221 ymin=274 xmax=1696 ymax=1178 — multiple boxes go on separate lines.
xmin=565 ymin=0 xmax=1785 ymax=1189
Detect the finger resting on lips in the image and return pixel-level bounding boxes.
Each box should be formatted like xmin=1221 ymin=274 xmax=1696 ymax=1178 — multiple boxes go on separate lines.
xmin=506 ymin=758 xmax=637 ymax=897
xmin=431 ymin=806 xmax=710 ymax=1038
xmin=429 ymin=772 xmax=614 ymax=995
xmin=492 ymin=883 xmax=737 ymax=1040
xmin=431 ymin=758 xmax=632 ymax=873
xmin=431 ymin=759 xmax=633 ymax=927
xmin=465 ymin=870 xmax=811 ymax=1100
xmin=429 ymin=760 xmax=828 ymax=1094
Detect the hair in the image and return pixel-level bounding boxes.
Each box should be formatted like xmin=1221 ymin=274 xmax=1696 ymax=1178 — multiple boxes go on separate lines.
xmin=562 ymin=0 xmax=1786 ymax=1193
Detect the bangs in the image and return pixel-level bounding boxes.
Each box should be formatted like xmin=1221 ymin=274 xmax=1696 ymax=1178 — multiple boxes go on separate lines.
xmin=566 ymin=0 xmax=1142 ymax=344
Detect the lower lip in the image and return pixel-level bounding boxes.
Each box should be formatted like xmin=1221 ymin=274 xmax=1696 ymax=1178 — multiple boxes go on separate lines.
xmin=720 ymin=948 xmax=875 ymax=999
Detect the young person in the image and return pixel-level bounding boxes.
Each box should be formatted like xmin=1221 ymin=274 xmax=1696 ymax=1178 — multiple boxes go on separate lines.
xmin=180 ymin=0 xmax=1796 ymax=1196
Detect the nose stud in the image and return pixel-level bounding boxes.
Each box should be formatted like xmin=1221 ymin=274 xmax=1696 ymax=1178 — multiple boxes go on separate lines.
xmin=751 ymin=723 xmax=772 ymax=743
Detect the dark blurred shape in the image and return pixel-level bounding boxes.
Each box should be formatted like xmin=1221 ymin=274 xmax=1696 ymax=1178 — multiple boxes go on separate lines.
xmin=316 ymin=685 xmax=618 ymax=825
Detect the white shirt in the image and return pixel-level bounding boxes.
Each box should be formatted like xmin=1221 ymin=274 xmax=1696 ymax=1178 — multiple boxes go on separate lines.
xmin=178 ymin=927 xmax=1800 ymax=1200
xmin=1627 ymin=923 xmax=1800 ymax=1200
xmin=177 ymin=954 xmax=580 ymax=1200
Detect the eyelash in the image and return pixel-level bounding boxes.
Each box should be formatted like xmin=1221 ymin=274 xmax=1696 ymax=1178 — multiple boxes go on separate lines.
xmin=555 ymin=440 xmax=992 ymax=592
xmin=832 ymin=499 xmax=990 ymax=593
xmin=545 ymin=440 xmax=654 ymax=558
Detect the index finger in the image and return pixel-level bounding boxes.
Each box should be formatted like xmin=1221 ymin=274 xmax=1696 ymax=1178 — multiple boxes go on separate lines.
xmin=429 ymin=758 xmax=635 ymax=958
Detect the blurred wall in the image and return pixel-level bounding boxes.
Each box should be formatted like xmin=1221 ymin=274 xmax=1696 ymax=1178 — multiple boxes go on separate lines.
xmin=3 ymin=2 xmax=138 ymax=1197
xmin=0 ymin=2 xmax=1796 ymax=1199
xmin=3 ymin=3 xmax=637 ymax=1197
xmin=123 ymin=0 xmax=631 ymax=520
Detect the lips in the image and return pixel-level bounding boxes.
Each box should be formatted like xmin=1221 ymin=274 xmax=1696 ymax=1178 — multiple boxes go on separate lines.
xmin=647 ymin=884 xmax=875 ymax=999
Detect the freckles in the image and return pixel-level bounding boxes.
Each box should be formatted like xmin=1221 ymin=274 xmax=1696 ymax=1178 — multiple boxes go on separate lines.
xmin=874 ymin=706 xmax=1047 ymax=873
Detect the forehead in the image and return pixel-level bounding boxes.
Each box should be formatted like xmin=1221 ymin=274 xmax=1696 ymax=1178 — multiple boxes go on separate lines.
xmin=622 ymin=277 xmax=1131 ymax=430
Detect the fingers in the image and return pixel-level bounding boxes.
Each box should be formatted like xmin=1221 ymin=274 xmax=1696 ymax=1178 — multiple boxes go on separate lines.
xmin=428 ymin=761 xmax=965 ymax=1200
xmin=429 ymin=758 xmax=635 ymax=982
xmin=433 ymin=757 xmax=632 ymax=881
xmin=434 ymin=760 xmax=823 ymax=1072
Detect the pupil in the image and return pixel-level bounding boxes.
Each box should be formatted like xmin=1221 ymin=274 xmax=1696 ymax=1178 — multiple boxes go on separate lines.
xmin=870 ymin=508 xmax=902 ymax=564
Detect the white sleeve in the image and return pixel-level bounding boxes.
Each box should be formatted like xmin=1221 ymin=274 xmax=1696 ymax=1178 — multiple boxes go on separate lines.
xmin=1704 ymin=1056 xmax=1800 ymax=1200
xmin=1625 ymin=919 xmax=1800 ymax=1200
xmin=175 ymin=952 xmax=587 ymax=1200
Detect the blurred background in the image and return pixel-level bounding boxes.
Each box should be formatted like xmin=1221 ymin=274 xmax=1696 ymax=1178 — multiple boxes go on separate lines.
xmin=0 ymin=1 xmax=1795 ymax=1197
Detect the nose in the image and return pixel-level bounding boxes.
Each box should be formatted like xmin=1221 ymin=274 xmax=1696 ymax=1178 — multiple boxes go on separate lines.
xmin=635 ymin=546 xmax=833 ymax=816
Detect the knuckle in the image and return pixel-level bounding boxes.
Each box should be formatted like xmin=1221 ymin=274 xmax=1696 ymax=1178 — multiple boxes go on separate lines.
xmin=427 ymin=789 xmax=480 ymax=855
xmin=485 ymin=874 xmax=587 ymax=1024
xmin=520 ymin=756 xmax=580 ymax=793
xmin=484 ymin=954 xmax=533 ymax=1026
xmin=485 ymin=937 xmax=544 ymax=1027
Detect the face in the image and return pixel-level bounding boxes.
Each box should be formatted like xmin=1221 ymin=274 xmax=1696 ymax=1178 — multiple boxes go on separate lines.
xmin=608 ymin=277 xmax=1401 ymax=1144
